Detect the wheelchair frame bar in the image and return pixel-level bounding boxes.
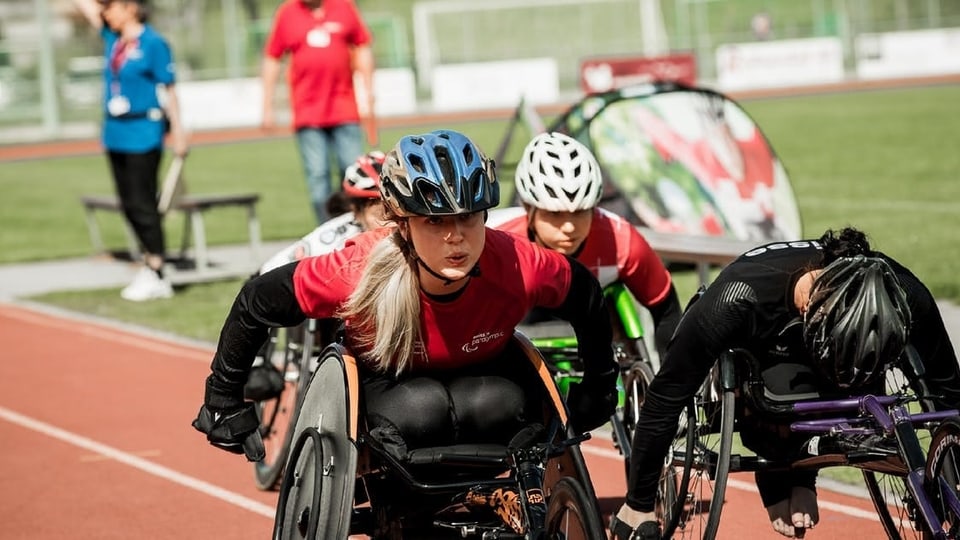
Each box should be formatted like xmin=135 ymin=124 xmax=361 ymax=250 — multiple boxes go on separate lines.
xmin=791 ymin=394 xmax=899 ymax=414
xmin=362 ymin=436 xmax=516 ymax=494
xmin=789 ymin=409 xmax=958 ymax=433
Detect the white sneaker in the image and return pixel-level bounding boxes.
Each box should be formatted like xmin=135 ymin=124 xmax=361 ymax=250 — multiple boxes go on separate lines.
xmin=121 ymin=267 xmax=174 ymax=301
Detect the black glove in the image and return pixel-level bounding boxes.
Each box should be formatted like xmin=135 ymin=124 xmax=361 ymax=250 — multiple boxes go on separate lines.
xmin=566 ymin=376 xmax=618 ymax=434
xmin=192 ymin=403 xmax=265 ymax=462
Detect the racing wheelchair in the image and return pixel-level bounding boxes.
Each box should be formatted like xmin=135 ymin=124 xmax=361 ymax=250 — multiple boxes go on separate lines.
xmin=518 ymin=282 xmax=659 ymax=480
xmin=655 ymin=345 xmax=960 ymax=539
xmin=251 ymin=318 xmax=342 ymax=490
xmin=271 ymin=332 xmax=608 ymax=539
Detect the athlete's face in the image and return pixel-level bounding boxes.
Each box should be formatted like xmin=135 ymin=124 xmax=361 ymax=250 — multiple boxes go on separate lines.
xmin=406 ymin=212 xmax=486 ymax=295
xmin=530 ymin=208 xmax=593 ymax=254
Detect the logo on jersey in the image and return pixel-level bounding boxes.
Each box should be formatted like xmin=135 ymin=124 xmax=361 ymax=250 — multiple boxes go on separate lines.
xmin=743 ymin=240 xmax=820 ymax=258
xmin=462 ymin=331 xmax=506 ymax=353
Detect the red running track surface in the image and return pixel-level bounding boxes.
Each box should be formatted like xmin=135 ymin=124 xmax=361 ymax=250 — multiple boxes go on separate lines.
xmin=0 ymin=303 xmax=885 ymax=539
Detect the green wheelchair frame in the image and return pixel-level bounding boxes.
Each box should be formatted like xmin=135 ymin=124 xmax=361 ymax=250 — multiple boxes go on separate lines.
xmin=525 ymin=282 xmax=658 ymax=476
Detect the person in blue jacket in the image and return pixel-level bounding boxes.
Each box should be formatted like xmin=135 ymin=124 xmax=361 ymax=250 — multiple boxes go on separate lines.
xmin=71 ymin=0 xmax=188 ymax=301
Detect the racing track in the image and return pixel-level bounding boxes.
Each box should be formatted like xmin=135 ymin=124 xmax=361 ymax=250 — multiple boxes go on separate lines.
xmin=1 ymin=302 xmax=887 ymax=539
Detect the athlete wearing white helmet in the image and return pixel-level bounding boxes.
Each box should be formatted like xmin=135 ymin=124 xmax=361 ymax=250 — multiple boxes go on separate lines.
xmin=514 ymin=131 xmax=604 ymax=213
xmin=495 ymin=132 xmax=682 ymax=361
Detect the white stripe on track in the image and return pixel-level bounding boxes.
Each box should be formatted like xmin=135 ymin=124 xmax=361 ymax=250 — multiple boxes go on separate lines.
xmin=0 ymin=405 xmax=274 ymax=518
xmin=579 ymin=442 xmax=878 ymax=521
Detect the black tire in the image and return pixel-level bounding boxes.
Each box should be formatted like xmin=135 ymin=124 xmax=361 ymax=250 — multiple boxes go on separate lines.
xmin=669 ymin=374 xmax=735 ymax=540
xmin=620 ymin=359 xmax=686 ymax=536
xmin=544 ymin=477 xmax=607 ymax=540
xmin=863 ymin=362 xmax=939 ymax=539
xmin=272 ymin=344 xmax=359 ymax=539
xmin=923 ymin=417 xmax=960 ymax=540
xmin=254 ymin=323 xmax=310 ymax=490
xmin=618 ymin=358 xmax=655 ymax=474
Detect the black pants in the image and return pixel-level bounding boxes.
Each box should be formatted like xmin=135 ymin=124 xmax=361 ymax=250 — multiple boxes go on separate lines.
xmin=362 ymin=346 xmax=545 ymax=454
xmin=107 ymin=149 xmax=165 ymax=257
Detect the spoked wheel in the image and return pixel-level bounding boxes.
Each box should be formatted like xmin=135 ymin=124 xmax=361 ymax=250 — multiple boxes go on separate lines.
xmin=544 ymin=477 xmax=607 ymax=540
xmin=863 ymin=365 xmax=940 ymax=539
xmin=617 ymin=359 xmax=655 ymax=474
xmin=620 ymin=359 xmax=688 ymax=534
xmin=659 ymin=397 xmax=696 ymax=538
xmin=923 ymin=417 xmax=960 ymax=540
xmin=254 ymin=323 xmax=309 ymax=490
xmin=668 ymin=373 xmax=735 ymax=540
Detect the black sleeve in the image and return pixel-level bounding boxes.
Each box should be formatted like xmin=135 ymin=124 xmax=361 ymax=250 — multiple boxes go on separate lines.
xmin=549 ymin=256 xmax=617 ymax=384
xmin=626 ymin=279 xmax=757 ymax=511
xmin=897 ymin=267 xmax=960 ymax=410
xmin=647 ymin=284 xmax=682 ymax=358
xmin=204 ymin=261 xmax=308 ymax=410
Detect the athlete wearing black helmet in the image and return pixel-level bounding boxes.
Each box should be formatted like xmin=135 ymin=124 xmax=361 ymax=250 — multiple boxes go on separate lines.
xmin=611 ymin=227 xmax=960 ymax=540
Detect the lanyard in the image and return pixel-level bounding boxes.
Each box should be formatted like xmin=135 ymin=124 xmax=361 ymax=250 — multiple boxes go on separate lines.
xmin=109 ymin=39 xmax=135 ymax=75
xmin=108 ymin=38 xmax=138 ymax=97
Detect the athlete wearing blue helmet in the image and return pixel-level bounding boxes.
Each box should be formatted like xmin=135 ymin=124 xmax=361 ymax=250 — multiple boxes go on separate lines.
xmin=380 ymin=130 xmax=499 ymax=217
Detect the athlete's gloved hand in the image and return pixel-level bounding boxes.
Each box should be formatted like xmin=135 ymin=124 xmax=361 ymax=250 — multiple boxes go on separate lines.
xmin=566 ymin=370 xmax=618 ymax=434
xmin=192 ymin=403 xmax=265 ymax=462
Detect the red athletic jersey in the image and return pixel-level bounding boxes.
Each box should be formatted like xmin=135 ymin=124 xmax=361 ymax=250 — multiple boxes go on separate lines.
xmin=265 ymin=0 xmax=371 ymax=128
xmin=293 ymin=227 xmax=572 ymax=371
xmin=495 ymin=208 xmax=672 ymax=307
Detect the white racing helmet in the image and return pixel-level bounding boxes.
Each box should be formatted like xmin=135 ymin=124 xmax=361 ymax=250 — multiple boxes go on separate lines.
xmin=514 ymin=132 xmax=603 ymax=212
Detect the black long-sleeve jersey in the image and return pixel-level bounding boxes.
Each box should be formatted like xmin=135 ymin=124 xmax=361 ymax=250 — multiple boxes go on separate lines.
xmin=626 ymin=239 xmax=960 ymax=510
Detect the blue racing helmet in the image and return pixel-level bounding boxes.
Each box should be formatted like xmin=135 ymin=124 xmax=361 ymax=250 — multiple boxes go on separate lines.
xmin=380 ymin=130 xmax=499 ymax=217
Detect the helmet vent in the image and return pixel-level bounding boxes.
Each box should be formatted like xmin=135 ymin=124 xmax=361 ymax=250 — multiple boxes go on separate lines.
xmin=408 ymin=154 xmax=426 ymax=174
xmin=461 ymin=143 xmax=475 ymax=166
xmin=434 ymin=147 xmax=457 ymax=189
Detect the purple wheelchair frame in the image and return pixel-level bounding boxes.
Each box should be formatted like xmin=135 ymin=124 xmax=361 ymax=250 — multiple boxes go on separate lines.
xmin=727 ymin=347 xmax=960 ymax=539
xmin=790 ymin=395 xmax=960 ymax=539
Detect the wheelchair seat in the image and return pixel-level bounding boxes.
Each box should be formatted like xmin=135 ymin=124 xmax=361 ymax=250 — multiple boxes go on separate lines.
xmin=273 ymin=333 xmax=605 ymax=540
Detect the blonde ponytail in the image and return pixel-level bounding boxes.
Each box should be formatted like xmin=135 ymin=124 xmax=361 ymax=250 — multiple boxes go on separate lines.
xmin=338 ymin=230 xmax=421 ymax=375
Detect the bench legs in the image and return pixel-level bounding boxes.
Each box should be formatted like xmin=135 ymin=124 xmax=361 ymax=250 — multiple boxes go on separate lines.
xmin=247 ymin=205 xmax=262 ymax=265
xmin=82 ymin=196 xmax=260 ymax=278
xmin=83 ymin=205 xmax=142 ymax=261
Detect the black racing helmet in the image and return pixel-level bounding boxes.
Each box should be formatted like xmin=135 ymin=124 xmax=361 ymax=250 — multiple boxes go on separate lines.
xmin=380 ymin=130 xmax=499 ymax=217
xmin=803 ymin=256 xmax=911 ymax=389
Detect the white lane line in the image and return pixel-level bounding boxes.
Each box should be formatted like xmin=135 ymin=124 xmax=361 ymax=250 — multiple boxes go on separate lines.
xmin=579 ymin=442 xmax=878 ymax=521
xmin=0 ymin=405 xmax=274 ymax=519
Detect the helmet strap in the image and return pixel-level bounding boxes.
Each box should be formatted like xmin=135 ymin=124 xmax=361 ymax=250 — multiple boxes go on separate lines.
xmin=400 ymin=227 xmax=480 ymax=288
xmin=416 ymin=257 xmax=480 ymax=287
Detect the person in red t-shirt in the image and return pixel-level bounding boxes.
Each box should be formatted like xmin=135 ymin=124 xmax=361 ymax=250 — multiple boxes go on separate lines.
xmin=261 ymin=0 xmax=377 ymax=224
xmin=496 ymin=132 xmax=682 ymax=358
xmin=193 ymin=130 xmax=619 ymax=462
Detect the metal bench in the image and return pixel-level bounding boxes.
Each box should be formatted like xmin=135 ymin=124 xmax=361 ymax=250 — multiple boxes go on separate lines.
xmin=79 ymin=156 xmax=262 ymax=281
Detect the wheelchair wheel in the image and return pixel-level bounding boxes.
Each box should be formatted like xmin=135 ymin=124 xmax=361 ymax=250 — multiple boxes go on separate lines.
xmin=255 ymin=323 xmax=309 ymax=490
xmin=863 ymin=364 xmax=940 ymax=539
xmin=544 ymin=477 xmax=606 ymax=540
xmin=272 ymin=344 xmax=359 ymax=540
xmin=619 ymin=360 xmax=655 ymax=474
xmin=668 ymin=372 xmax=735 ymax=540
xmin=273 ymin=427 xmax=326 ymax=539
xmin=924 ymin=417 xmax=960 ymax=539
xmin=619 ymin=359 xmax=685 ymax=532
